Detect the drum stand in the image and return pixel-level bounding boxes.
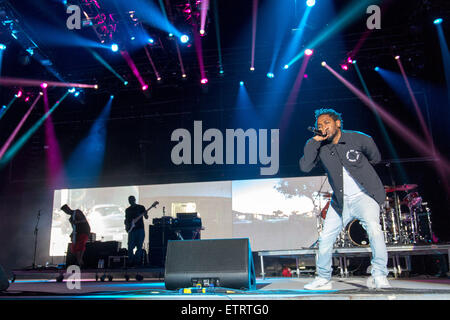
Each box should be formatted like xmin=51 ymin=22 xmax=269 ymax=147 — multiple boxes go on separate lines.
xmin=422 ymin=204 xmax=434 ymax=242
xmin=380 ymin=209 xmax=389 ymax=244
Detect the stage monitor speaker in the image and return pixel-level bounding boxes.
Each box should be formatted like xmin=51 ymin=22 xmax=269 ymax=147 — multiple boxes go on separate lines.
xmin=0 ymin=265 xmax=9 ymax=292
xmin=164 ymin=238 xmax=256 ymax=290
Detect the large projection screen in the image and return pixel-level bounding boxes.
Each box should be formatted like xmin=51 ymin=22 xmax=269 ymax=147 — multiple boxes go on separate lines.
xmin=50 ymin=176 xmax=331 ymax=256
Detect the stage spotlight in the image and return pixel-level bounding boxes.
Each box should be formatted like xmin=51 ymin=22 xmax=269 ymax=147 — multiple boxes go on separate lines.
xmin=394 ymin=55 xmax=400 ymax=60
xmin=25 ymin=97 xmax=30 ymax=102
xmin=266 ymin=72 xmax=275 ymax=78
xmin=74 ymin=91 xmax=80 ymax=97
xmin=94 ymin=84 xmax=99 ymax=90
xmin=182 ymin=74 xmax=187 ymax=78
xmin=39 ymin=92 xmax=44 ymax=96
xmin=130 ymin=36 xmax=136 ymax=41
xmin=110 ymin=95 xmax=114 ymax=99
xmin=240 ymin=81 xmax=244 ymax=86
xmin=168 ymin=33 xmax=174 ymax=38
xmin=200 ymin=78 xmax=208 ymax=84
xmin=352 ymin=60 xmax=357 ymax=64
xmin=123 ymin=81 xmax=129 ymax=86
xmin=111 ymin=43 xmax=119 ymax=52
xmin=0 ymin=44 xmax=6 ymax=50
xmin=347 ymin=57 xmax=353 ymax=64
xmin=41 ymin=82 xmax=48 ymax=89
xmin=180 ymin=35 xmax=190 ymax=43
xmin=157 ymin=77 xmax=162 ymax=81
xmin=306 ymin=0 xmax=316 ymax=7
xmin=219 ymin=69 xmax=224 ymax=74
xmin=200 ymin=29 xmax=205 ymax=35
xmin=15 ymin=90 xmax=23 ymax=98
xmin=434 ymin=18 xmax=443 ymax=25
xmin=321 ymin=61 xmax=326 ymax=66
xmin=142 ymin=84 xmax=149 ymax=91
xmin=284 ymin=64 xmax=289 ymax=69
xmin=374 ymin=66 xmax=380 ymax=71
xmin=250 ymin=67 xmax=255 ymax=71
xmin=304 ymin=74 xmax=308 ymax=78
xmin=340 ymin=64 xmax=348 ymax=71
xmin=304 ymin=49 xmax=313 ymax=56
xmin=68 ymin=87 xmax=76 ymax=93
xmin=148 ymin=38 xmax=154 ymax=44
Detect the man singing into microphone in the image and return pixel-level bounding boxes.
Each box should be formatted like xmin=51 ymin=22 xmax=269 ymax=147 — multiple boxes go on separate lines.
xmin=299 ymin=108 xmax=390 ymax=290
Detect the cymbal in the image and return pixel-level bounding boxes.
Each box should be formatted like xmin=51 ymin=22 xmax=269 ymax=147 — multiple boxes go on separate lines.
xmin=384 ymin=184 xmax=418 ymax=193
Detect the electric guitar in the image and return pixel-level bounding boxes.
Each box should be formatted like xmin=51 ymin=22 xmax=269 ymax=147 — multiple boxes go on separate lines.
xmin=125 ymin=201 xmax=159 ymax=233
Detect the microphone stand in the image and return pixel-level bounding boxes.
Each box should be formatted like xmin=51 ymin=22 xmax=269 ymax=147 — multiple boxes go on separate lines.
xmin=32 ymin=210 xmax=41 ymax=270
xmin=310 ymin=176 xmax=328 ymax=248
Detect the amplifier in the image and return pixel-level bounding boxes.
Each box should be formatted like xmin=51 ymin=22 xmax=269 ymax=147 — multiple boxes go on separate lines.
xmin=66 ymin=241 xmax=121 ymax=268
xmin=152 ymin=216 xmax=173 ymax=226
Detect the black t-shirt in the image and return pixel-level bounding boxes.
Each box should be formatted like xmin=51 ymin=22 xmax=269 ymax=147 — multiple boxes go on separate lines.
xmin=69 ymin=210 xmax=91 ymax=235
xmin=125 ymin=204 xmax=147 ymax=230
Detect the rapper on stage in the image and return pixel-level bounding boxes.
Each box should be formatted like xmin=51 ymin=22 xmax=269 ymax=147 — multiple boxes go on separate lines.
xmin=299 ymin=108 xmax=391 ymax=290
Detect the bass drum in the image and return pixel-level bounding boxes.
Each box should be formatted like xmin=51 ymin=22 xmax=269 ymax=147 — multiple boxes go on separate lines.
xmin=346 ymin=219 xmax=370 ymax=246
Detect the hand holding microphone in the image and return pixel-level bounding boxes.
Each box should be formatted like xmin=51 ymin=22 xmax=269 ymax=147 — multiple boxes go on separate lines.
xmin=307 ymin=126 xmax=328 ymax=141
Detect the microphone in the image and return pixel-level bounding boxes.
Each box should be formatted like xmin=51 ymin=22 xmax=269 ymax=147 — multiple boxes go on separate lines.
xmin=307 ymin=126 xmax=327 ymax=137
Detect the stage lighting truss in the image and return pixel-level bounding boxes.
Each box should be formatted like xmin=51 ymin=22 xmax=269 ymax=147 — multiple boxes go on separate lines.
xmin=0 ymin=1 xmax=63 ymax=80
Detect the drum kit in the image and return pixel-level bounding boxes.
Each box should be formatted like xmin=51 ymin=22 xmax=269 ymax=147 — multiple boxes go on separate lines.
xmin=316 ymin=184 xmax=434 ymax=248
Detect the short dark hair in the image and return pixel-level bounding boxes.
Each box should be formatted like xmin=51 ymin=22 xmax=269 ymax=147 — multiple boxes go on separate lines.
xmin=60 ymin=204 xmax=71 ymax=214
xmin=314 ymin=108 xmax=343 ymax=129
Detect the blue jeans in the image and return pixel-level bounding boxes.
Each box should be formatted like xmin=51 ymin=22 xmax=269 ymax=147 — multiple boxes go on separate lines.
xmin=316 ymin=192 xmax=388 ymax=279
xmin=128 ymin=228 xmax=145 ymax=266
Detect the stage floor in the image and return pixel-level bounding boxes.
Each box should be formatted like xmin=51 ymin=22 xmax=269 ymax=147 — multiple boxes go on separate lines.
xmin=2 ymin=274 xmax=450 ymax=300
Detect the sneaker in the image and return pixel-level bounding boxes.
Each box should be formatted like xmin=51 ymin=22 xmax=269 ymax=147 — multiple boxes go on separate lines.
xmin=304 ymin=277 xmax=332 ymax=290
xmin=366 ymin=276 xmax=391 ymax=289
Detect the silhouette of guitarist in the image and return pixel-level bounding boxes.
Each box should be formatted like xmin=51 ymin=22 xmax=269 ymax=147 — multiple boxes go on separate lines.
xmin=124 ymin=196 xmax=158 ymax=267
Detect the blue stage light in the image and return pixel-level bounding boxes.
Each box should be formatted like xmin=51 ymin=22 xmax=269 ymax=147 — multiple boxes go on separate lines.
xmin=266 ymin=72 xmax=275 ymax=78
xmin=374 ymin=66 xmax=380 ymax=71
xmin=306 ymin=0 xmax=316 ymax=7
xmin=180 ymin=35 xmax=189 ymax=43
xmin=74 ymin=91 xmax=80 ymax=97
xmin=283 ymin=64 xmax=289 ymax=69
xmin=111 ymin=44 xmax=119 ymax=52
xmin=148 ymin=38 xmax=154 ymax=44
xmin=0 ymin=44 xmax=6 ymax=50
xmin=123 ymin=81 xmax=129 ymax=86
xmin=239 ymin=81 xmax=244 ymax=86
xmin=434 ymin=18 xmax=443 ymax=25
